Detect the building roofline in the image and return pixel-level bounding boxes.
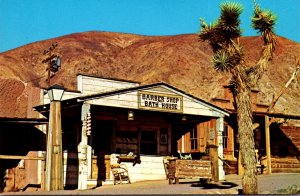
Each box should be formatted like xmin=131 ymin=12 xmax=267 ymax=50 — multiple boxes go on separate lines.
xmin=77 ymin=73 xmax=141 ymax=84
xmin=227 ymin=109 xmax=300 ymax=119
xmin=34 ymin=81 xmax=230 ymax=116
xmin=75 ymin=81 xmax=229 ymax=115
xmin=0 ymin=117 xmax=48 ymax=124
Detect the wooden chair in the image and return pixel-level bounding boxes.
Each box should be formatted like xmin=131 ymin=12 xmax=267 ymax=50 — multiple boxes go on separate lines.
xmin=110 ymin=164 xmax=131 ymax=185
xmin=163 ymin=158 xmax=170 ymax=179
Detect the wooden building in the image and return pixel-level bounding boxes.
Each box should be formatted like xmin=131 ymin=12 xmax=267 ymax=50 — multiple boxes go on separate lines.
xmin=2 ymin=74 xmax=299 ymax=192
xmin=212 ymin=85 xmax=300 ymax=175
xmin=0 ymin=118 xmax=47 ymax=192
xmin=34 ymin=74 xmax=229 ymax=189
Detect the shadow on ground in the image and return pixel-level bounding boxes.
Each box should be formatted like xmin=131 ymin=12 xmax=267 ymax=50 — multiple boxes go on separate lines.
xmin=189 ymin=181 xmax=239 ymax=189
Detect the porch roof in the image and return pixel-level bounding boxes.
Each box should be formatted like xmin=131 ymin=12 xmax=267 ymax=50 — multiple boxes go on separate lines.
xmin=34 ymin=82 xmax=230 ymax=117
xmin=227 ymin=109 xmax=300 ymax=120
xmin=0 ymin=117 xmax=48 ymax=124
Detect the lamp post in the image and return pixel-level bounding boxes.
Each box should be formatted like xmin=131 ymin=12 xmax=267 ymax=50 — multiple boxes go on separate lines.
xmin=45 ymin=84 xmax=65 ymax=191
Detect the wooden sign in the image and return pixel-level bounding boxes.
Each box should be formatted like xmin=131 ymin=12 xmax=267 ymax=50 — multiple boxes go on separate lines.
xmin=138 ymin=91 xmax=183 ymax=113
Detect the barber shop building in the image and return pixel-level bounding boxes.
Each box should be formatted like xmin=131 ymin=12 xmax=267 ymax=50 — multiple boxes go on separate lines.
xmin=33 ymin=74 xmax=228 ymax=189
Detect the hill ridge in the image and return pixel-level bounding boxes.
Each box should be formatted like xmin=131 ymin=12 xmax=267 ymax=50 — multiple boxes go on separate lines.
xmin=0 ymin=31 xmax=299 ymax=118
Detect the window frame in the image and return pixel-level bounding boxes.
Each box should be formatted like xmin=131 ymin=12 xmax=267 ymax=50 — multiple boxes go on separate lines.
xmin=190 ymin=126 xmax=198 ymax=151
xmin=222 ymin=125 xmax=229 ymax=149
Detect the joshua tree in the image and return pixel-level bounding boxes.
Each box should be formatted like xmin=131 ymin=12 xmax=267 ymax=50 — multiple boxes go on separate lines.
xmin=199 ymin=1 xmax=276 ymax=194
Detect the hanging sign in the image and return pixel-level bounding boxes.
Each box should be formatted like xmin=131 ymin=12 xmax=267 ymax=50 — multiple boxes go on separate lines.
xmin=138 ymin=91 xmax=183 ymax=112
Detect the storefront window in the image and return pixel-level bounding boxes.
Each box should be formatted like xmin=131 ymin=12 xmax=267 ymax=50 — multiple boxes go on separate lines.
xmin=223 ymin=125 xmax=228 ymax=149
xmin=115 ymin=131 xmax=138 ymax=154
xmin=190 ymin=127 xmax=197 ymax=150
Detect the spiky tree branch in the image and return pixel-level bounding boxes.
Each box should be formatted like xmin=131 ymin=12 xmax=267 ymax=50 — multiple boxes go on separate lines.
xmin=247 ymin=3 xmax=277 ymax=85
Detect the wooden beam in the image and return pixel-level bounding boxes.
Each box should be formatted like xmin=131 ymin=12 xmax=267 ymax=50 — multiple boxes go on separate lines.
xmin=0 ymin=155 xmax=45 ymax=160
xmin=265 ymin=115 xmax=272 ymax=174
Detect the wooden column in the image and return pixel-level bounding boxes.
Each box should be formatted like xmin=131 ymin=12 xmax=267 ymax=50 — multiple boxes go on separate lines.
xmin=168 ymin=124 xmax=172 ymax=155
xmin=44 ymin=106 xmax=53 ymax=191
xmin=40 ymin=155 xmax=45 ymax=191
xmin=265 ymin=115 xmax=272 ymax=174
xmin=45 ymin=101 xmax=64 ymax=191
xmin=78 ymin=103 xmax=90 ymax=190
xmin=216 ymin=117 xmax=225 ymax=180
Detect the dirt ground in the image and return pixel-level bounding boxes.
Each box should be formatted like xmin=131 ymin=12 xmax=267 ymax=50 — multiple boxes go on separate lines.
xmin=2 ymin=173 xmax=300 ymax=195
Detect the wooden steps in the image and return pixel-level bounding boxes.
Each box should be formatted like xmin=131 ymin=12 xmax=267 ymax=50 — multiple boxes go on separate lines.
xmin=280 ymin=126 xmax=300 ymax=152
xmin=271 ymin=157 xmax=300 ymax=173
xmin=223 ymin=160 xmax=237 ymax=175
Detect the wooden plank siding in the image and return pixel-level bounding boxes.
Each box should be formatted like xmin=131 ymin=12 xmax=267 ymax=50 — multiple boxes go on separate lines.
xmin=198 ymin=122 xmax=207 ymax=153
xmin=176 ymin=119 xmax=219 ymax=154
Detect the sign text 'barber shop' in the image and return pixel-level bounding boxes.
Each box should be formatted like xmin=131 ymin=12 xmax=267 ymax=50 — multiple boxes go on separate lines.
xmin=138 ymin=91 xmax=183 ymax=112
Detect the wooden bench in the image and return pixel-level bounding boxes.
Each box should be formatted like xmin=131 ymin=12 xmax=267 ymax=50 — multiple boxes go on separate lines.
xmin=110 ymin=164 xmax=131 ymax=185
xmin=168 ymin=159 xmax=212 ymax=184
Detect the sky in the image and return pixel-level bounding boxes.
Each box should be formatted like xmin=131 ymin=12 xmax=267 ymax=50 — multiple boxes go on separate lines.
xmin=0 ymin=0 xmax=299 ymax=53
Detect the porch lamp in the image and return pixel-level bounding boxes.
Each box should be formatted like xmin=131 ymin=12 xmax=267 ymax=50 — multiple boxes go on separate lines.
xmin=128 ymin=110 xmax=134 ymax=120
xmin=47 ymin=84 xmax=65 ymax=101
xmin=45 ymin=84 xmax=65 ymax=191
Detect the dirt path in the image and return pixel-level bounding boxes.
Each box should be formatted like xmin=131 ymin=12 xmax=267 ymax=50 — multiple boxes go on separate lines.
xmin=2 ymin=173 xmax=300 ymax=195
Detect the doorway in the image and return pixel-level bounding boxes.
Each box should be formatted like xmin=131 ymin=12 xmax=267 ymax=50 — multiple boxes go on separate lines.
xmin=140 ymin=130 xmax=157 ymax=155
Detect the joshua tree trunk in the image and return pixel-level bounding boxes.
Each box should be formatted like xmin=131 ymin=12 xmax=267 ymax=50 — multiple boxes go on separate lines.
xmin=236 ymin=89 xmax=258 ymax=194
xmin=199 ymin=2 xmax=276 ymax=194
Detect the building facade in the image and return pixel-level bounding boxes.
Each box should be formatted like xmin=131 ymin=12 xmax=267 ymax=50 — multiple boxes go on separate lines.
xmin=2 ymin=74 xmax=299 ymax=192
xmin=35 ymin=74 xmax=229 ymax=189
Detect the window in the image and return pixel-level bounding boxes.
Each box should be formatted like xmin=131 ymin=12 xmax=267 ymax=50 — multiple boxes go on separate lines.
xmin=190 ymin=127 xmax=198 ymax=150
xmin=115 ymin=131 xmax=138 ymax=154
xmin=223 ymin=125 xmax=228 ymax=149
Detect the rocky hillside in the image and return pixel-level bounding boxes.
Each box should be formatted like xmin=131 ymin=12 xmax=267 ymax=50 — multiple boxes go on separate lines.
xmin=0 ymin=31 xmax=299 ymax=118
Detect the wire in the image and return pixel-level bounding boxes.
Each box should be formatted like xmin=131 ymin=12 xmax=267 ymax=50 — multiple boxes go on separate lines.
xmin=24 ymin=70 xmax=47 ymax=83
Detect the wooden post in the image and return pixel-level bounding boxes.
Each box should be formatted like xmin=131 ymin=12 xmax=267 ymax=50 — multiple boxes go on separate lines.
xmin=78 ymin=103 xmax=90 ymax=190
xmin=216 ymin=117 xmax=225 ymax=180
xmin=44 ymin=101 xmax=64 ymax=191
xmin=167 ymin=124 xmax=172 ymax=155
xmin=40 ymin=158 xmax=45 ymax=191
xmin=44 ymin=102 xmax=54 ymax=191
xmin=265 ymin=115 xmax=272 ymax=174
xmin=208 ymin=144 xmax=219 ymax=182
xmin=167 ymin=157 xmax=177 ymax=184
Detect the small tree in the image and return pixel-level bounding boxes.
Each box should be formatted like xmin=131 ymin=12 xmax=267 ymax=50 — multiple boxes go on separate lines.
xmin=199 ymin=1 xmax=276 ymax=194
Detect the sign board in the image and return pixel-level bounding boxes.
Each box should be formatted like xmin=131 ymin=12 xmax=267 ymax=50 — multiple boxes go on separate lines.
xmin=138 ymin=91 xmax=183 ymax=113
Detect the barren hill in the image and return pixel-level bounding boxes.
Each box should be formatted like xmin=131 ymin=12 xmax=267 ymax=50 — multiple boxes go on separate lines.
xmin=0 ymin=31 xmax=299 ymax=118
